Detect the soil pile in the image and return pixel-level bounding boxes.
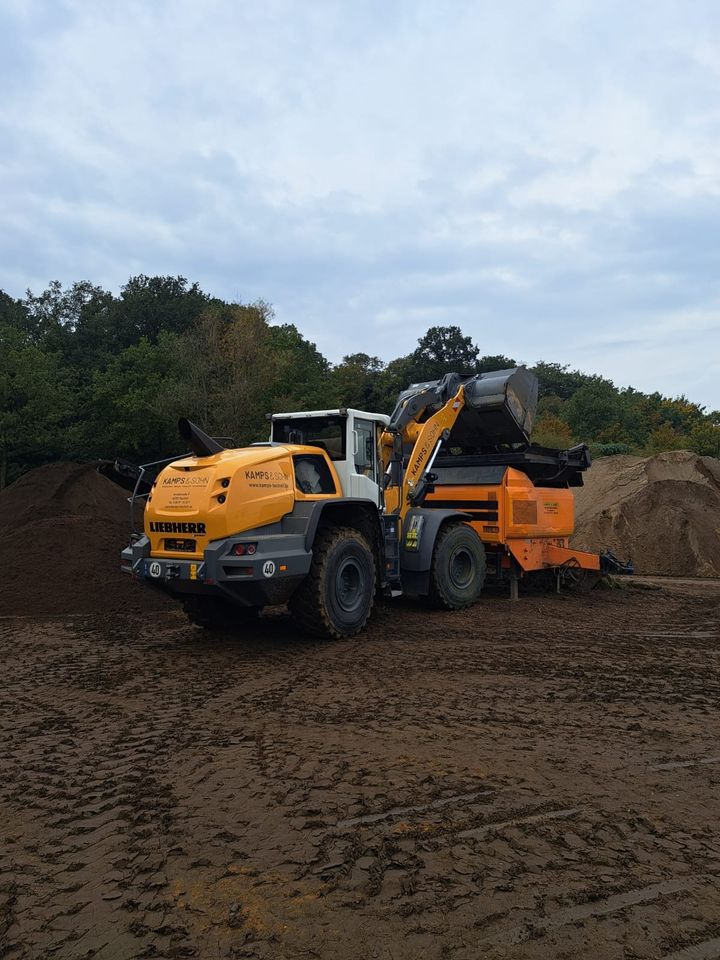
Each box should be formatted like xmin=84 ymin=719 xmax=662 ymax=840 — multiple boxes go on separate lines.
xmin=573 ymin=450 xmax=720 ymax=576
xmin=0 ymin=462 xmax=170 ymax=616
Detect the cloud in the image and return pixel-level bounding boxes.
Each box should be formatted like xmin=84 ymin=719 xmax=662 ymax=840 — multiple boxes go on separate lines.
xmin=1 ymin=0 xmax=719 ymax=407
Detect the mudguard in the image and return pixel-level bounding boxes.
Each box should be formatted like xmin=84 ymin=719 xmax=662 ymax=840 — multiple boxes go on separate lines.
xmin=400 ymin=507 xmax=472 ymax=572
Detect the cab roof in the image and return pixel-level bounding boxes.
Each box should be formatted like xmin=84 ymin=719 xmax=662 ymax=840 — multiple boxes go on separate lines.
xmin=270 ymin=408 xmax=390 ymax=425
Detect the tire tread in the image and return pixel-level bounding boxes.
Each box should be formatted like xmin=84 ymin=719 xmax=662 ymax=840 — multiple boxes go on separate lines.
xmin=429 ymin=521 xmax=486 ymax=610
xmin=290 ymin=526 xmax=375 ymax=639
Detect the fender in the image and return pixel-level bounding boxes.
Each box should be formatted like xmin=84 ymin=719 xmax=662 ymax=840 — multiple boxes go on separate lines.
xmin=400 ymin=507 xmax=472 ymax=572
xmin=288 ymin=498 xmax=384 ymax=552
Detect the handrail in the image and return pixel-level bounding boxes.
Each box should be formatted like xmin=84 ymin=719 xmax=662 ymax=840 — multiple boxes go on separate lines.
xmin=127 ymin=452 xmax=192 ymax=538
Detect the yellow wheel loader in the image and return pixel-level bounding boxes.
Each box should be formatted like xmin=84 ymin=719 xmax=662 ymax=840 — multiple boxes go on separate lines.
xmin=118 ymin=368 xmax=630 ymax=638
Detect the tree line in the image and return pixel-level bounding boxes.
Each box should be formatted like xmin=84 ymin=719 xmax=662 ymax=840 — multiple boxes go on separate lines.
xmin=1 ymin=275 xmax=719 ymax=487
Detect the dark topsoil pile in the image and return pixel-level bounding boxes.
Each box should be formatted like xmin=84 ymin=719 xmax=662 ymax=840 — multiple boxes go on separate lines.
xmin=0 ymin=462 xmax=170 ymax=616
xmin=573 ymin=450 xmax=720 ymax=577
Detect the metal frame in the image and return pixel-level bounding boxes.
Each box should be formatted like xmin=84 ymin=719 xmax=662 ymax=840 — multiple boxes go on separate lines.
xmin=128 ymin=452 xmax=192 ymax=538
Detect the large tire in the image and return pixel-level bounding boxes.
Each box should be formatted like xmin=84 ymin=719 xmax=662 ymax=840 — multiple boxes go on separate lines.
xmin=183 ymin=596 xmax=261 ymax=631
xmin=429 ymin=521 xmax=486 ymax=610
xmin=289 ymin=526 xmax=376 ymax=639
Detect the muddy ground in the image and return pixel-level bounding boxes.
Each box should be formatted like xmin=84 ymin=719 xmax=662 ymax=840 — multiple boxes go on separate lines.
xmin=1 ymin=579 xmax=720 ymax=960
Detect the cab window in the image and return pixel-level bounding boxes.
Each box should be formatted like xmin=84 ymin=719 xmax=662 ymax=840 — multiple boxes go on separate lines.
xmin=272 ymin=416 xmax=346 ymax=461
xmin=293 ymin=455 xmax=336 ymax=495
xmin=354 ymin=419 xmax=376 ymax=481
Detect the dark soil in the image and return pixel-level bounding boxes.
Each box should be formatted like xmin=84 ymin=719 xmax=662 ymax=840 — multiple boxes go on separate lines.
xmin=0 ymin=463 xmax=170 ymax=616
xmin=1 ymin=577 xmax=720 ymax=959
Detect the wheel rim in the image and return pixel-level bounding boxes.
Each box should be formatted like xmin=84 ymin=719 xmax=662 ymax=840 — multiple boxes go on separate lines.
xmin=449 ymin=547 xmax=475 ymax=590
xmin=335 ymin=557 xmax=366 ymax=614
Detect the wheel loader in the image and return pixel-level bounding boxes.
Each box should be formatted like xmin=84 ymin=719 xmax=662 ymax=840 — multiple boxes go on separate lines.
xmin=119 ymin=368 xmax=628 ymax=637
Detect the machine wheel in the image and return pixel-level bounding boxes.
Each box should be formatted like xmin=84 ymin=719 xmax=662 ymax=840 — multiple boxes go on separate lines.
xmin=428 ymin=521 xmax=486 ymax=610
xmin=290 ymin=526 xmax=376 ymax=639
xmin=183 ymin=596 xmax=262 ymax=631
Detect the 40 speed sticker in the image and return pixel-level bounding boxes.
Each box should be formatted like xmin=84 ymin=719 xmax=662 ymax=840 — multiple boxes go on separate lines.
xmin=262 ymin=560 xmax=276 ymax=578
xmin=148 ymin=561 xmax=162 ymax=578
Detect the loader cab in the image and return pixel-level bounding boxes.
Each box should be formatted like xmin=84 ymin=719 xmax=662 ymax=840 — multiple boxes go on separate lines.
xmin=270 ymin=408 xmax=390 ymax=505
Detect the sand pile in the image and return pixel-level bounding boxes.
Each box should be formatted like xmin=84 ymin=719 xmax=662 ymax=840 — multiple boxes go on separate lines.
xmin=573 ymin=450 xmax=720 ymax=577
xmin=0 ymin=462 xmax=170 ymax=616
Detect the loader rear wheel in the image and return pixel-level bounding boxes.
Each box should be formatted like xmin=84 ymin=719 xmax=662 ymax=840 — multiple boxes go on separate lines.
xmin=429 ymin=521 xmax=486 ymax=610
xmin=290 ymin=526 xmax=375 ymax=639
xmin=183 ymin=597 xmax=261 ymax=632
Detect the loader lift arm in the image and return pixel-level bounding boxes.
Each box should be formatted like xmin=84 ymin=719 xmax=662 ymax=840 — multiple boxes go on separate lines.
xmin=380 ymin=367 xmax=538 ymax=523
xmin=381 ymin=385 xmax=467 ymax=520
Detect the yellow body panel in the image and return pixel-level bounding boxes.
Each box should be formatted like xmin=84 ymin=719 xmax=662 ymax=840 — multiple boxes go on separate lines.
xmin=145 ymin=444 xmax=341 ymax=559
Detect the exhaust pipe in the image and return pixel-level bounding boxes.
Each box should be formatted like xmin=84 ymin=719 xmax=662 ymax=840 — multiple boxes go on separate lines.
xmin=178 ymin=418 xmax=225 ymax=458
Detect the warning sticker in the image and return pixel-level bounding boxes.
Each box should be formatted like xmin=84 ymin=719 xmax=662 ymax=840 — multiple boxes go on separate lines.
xmin=404 ymin=515 xmax=425 ymax=551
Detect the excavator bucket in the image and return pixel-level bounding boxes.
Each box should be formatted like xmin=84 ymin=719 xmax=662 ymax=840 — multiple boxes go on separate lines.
xmin=451 ymin=367 xmax=538 ymax=446
xmin=453 ymin=367 xmax=538 ymax=446
xmin=390 ymin=367 xmax=539 ymax=448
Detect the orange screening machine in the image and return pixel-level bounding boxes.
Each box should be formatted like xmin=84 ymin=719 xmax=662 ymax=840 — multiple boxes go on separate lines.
xmin=381 ymin=369 xmax=608 ymax=598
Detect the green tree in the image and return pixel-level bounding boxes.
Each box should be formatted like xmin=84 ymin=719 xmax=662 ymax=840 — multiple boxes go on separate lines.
xmin=477 ymin=354 xmax=516 ymax=373
xmin=374 ymin=325 xmax=483 ymax=412
xmin=0 ymin=290 xmax=30 ymax=332
xmin=564 ymin=379 xmax=622 ymax=441
xmin=0 ymin=325 xmax=76 ymax=486
xmin=4 ymin=275 xmax=720 ymax=487
xmin=689 ymin=419 xmax=720 ymax=457
xmin=87 ymin=333 xmax=187 ymax=460
xmin=329 ymin=353 xmax=386 ymax=410
xmin=532 ymin=414 xmax=574 ymax=449
xmin=265 ymin=322 xmax=330 ymax=414
xmin=23 ymin=280 xmax=110 ymax=352
xmin=531 ymin=361 xmax=592 ymax=400
xmin=646 ymin=422 xmax=690 ymax=454
xmin=179 ymin=301 xmax=277 ymax=446
xmin=410 ymin=325 xmax=479 ymax=380
xmin=536 ymin=393 xmax=568 ymax=419
xmin=109 ymin=275 xmax=210 ymax=345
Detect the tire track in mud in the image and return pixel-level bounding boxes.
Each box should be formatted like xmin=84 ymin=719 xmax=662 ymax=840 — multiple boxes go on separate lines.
xmin=663 ymin=941 xmax=720 ymax=960
xmin=1 ymin=582 xmax=720 ymax=958
xmin=471 ymin=875 xmax=716 ymax=950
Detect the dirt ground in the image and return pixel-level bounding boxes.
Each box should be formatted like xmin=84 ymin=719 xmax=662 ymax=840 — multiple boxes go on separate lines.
xmin=2 ymin=579 xmax=720 ymax=960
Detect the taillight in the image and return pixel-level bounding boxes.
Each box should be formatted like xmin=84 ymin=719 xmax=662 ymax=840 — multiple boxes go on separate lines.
xmin=231 ymin=542 xmax=257 ymax=556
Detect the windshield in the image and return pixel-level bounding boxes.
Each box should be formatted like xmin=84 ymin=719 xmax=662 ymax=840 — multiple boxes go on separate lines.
xmin=271 ymin=416 xmax=346 ymax=461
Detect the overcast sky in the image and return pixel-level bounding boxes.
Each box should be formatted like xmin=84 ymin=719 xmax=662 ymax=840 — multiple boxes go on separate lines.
xmin=2 ymin=0 xmax=720 ymax=408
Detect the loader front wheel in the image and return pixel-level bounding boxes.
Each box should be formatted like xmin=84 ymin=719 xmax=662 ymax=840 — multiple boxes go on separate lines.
xmin=183 ymin=596 xmax=261 ymax=632
xmin=429 ymin=521 xmax=486 ymax=610
xmin=290 ymin=526 xmax=375 ymax=639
